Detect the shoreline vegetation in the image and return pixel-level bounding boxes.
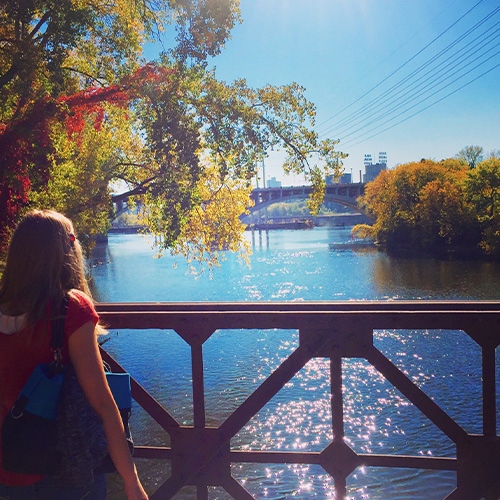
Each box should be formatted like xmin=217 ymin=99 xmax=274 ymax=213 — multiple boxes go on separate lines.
xmin=101 ymin=154 xmax=500 ymax=263
xmin=80 ymin=150 xmax=500 ymax=264
xmin=96 ymin=225 xmax=494 ymax=263
xmin=352 ymin=157 xmax=500 ymax=261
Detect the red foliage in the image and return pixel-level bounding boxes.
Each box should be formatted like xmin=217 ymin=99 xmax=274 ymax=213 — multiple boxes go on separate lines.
xmin=0 ymin=98 xmax=56 ymax=253
xmin=0 ymin=64 xmax=172 ymax=254
xmin=122 ymin=64 xmax=174 ymax=94
xmin=57 ymin=85 xmax=131 ymax=144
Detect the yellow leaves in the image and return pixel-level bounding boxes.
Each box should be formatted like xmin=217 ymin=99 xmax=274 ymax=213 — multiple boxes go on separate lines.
xmin=352 ymin=224 xmax=376 ymax=240
xmin=169 ymin=161 xmax=253 ymax=270
xmin=357 ymin=159 xmax=483 ymax=253
xmin=306 ymin=168 xmax=326 ymax=215
xmin=417 ymin=179 xmax=468 ymax=241
xmin=28 ymin=102 xmax=143 ymax=253
xmin=465 ymin=157 xmax=500 ymax=254
xmin=62 ymin=0 xmax=150 ymax=86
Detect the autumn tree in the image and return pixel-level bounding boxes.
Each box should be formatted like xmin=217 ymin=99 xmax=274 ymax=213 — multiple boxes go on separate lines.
xmin=416 ymin=177 xmax=478 ymax=252
xmin=356 ymin=159 xmax=478 ymax=254
xmin=0 ymin=0 xmax=345 ymax=261
xmin=465 ymin=157 xmax=500 ymax=255
xmin=0 ymin=0 xmax=240 ymax=252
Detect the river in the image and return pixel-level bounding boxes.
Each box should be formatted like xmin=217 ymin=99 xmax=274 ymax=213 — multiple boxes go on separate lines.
xmin=89 ymin=227 xmax=500 ymax=499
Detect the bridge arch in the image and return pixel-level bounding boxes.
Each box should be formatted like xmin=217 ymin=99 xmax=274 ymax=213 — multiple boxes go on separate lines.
xmin=247 ymin=183 xmax=367 ymax=215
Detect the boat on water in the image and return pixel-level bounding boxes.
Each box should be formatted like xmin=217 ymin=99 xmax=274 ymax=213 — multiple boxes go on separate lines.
xmin=246 ymin=219 xmax=315 ymax=231
xmin=328 ymin=239 xmax=377 ymax=250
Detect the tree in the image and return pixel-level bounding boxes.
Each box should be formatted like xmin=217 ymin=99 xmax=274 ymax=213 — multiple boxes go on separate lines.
xmin=0 ymin=74 xmax=136 ymax=251
xmin=457 ymin=145 xmax=484 ymax=169
xmin=416 ymin=177 xmax=478 ymax=251
xmin=0 ymin=0 xmax=346 ymax=260
xmin=28 ymin=98 xmax=136 ymax=249
xmin=357 ymin=159 xmax=475 ymax=254
xmin=0 ymin=0 xmax=241 ymax=251
xmin=465 ymin=157 xmax=500 ymax=255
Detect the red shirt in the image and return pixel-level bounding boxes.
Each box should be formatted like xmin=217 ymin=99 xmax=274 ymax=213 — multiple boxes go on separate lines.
xmin=0 ymin=289 xmax=99 ymax=486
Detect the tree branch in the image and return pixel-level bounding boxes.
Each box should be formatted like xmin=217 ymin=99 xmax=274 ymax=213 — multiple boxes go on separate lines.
xmin=258 ymin=114 xmax=310 ymax=168
xmin=111 ymin=176 xmax=157 ymax=203
xmin=0 ymin=64 xmax=19 ymax=90
xmin=29 ymin=10 xmax=52 ymax=40
xmin=61 ymin=67 xmax=107 ymax=87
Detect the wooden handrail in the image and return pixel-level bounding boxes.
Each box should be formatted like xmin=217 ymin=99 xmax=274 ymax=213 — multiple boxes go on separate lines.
xmin=96 ymin=301 xmax=500 ymax=499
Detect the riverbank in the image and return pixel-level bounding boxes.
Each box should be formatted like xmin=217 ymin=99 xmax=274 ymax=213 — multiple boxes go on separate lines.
xmin=328 ymin=239 xmax=377 ymax=250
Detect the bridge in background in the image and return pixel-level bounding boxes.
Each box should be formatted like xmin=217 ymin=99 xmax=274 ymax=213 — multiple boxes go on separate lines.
xmin=245 ymin=183 xmax=370 ymax=226
xmin=112 ymin=183 xmax=367 ymax=221
xmin=113 ymin=182 xmax=368 ymax=225
xmin=249 ymin=183 xmax=366 ymax=214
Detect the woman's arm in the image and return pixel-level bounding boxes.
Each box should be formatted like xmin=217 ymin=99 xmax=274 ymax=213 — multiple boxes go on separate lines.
xmin=68 ymin=321 xmax=148 ymax=500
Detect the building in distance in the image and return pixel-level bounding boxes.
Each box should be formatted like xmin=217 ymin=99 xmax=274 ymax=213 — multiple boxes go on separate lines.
xmin=363 ymin=151 xmax=387 ymax=183
xmin=326 ymin=151 xmax=387 ymax=185
xmin=267 ymin=176 xmax=282 ymax=188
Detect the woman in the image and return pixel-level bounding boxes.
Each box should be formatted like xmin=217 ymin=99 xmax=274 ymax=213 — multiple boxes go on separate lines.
xmin=0 ymin=210 xmax=148 ymax=500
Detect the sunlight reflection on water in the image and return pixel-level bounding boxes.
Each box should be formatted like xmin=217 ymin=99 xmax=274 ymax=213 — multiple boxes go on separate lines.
xmin=102 ymin=326 xmax=476 ymax=499
xmin=92 ymin=230 xmax=500 ymax=499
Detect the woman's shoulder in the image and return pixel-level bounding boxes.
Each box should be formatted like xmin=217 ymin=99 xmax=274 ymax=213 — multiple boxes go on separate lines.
xmin=65 ymin=289 xmax=99 ymax=335
xmin=67 ymin=288 xmax=95 ymax=308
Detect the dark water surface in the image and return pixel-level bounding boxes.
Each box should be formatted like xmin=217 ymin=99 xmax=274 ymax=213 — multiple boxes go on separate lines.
xmin=90 ymin=228 xmax=500 ymax=499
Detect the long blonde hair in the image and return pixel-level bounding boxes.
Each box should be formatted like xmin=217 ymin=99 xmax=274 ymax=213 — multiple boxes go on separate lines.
xmin=0 ymin=210 xmax=93 ymax=325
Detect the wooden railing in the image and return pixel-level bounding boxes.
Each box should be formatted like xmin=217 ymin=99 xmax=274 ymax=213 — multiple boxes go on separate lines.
xmin=96 ymin=301 xmax=500 ymax=500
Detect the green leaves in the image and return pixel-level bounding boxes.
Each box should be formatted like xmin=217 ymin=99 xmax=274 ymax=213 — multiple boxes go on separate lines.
xmin=1 ymin=0 xmax=346 ymax=263
xmin=465 ymin=158 xmax=500 ymax=254
xmin=171 ymin=0 xmax=241 ymax=61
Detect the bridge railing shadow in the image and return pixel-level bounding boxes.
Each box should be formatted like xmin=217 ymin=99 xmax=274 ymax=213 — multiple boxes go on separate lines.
xmin=97 ymin=301 xmax=500 ymax=499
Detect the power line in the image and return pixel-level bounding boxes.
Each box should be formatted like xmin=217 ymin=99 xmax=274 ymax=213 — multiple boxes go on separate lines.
xmin=336 ymin=22 xmax=500 ymax=142
xmin=315 ymin=0 xmax=465 ymax=127
xmin=323 ymin=8 xmax=500 ymax=138
xmin=341 ymin=60 xmax=500 ymax=150
xmin=316 ymin=0 xmax=488 ymax=132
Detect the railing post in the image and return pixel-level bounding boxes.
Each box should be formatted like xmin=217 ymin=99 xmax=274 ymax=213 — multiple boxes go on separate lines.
xmin=330 ymin=351 xmax=344 ymax=443
xmin=482 ymin=345 xmax=496 ymax=437
xmin=465 ymin=326 xmax=499 ymax=437
xmin=192 ymin=345 xmax=206 ymax=428
xmin=330 ymin=351 xmax=347 ymax=498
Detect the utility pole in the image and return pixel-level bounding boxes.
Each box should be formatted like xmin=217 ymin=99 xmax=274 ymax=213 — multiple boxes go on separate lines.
xmin=262 ymin=160 xmax=268 ymax=222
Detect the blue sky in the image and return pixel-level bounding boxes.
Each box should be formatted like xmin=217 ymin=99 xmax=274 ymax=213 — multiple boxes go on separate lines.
xmin=152 ymin=0 xmax=500 ymax=185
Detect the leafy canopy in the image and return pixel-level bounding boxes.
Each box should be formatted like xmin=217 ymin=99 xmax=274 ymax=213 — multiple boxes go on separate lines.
xmin=0 ymin=0 xmax=346 ymax=262
xmin=356 ymin=156 xmax=500 ymax=257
